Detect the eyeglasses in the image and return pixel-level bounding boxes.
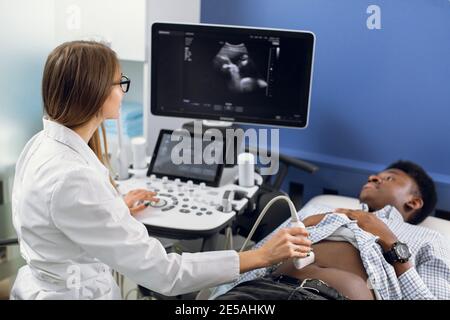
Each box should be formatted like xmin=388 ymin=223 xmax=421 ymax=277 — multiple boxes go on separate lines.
xmin=113 ymin=74 xmax=131 ymax=93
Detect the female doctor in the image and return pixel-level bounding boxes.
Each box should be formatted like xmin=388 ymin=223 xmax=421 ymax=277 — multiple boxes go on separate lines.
xmin=10 ymin=41 xmax=311 ymax=300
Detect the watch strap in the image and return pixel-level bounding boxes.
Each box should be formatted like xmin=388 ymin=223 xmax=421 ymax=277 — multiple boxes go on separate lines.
xmin=383 ymin=247 xmax=398 ymax=264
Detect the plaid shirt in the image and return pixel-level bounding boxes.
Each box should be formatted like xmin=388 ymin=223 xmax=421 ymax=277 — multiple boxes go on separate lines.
xmin=211 ymin=203 xmax=450 ymax=300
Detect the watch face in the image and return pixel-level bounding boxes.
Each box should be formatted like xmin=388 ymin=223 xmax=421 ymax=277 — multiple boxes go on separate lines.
xmin=394 ymin=243 xmax=411 ymax=260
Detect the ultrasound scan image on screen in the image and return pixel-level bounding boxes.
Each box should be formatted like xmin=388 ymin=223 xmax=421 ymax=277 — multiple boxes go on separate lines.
xmin=185 ymin=38 xmax=270 ymax=99
xmin=212 ymin=42 xmax=268 ymax=94
xmin=151 ymin=23 xmax=315 ymax=128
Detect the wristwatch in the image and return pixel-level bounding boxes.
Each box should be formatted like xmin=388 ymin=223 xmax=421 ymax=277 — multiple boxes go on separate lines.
xmin=383 ymin=241 xmax=411 ymax=264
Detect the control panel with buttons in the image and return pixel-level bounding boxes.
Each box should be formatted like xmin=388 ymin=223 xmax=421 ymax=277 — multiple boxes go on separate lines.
xmin=117 ymin=173 xmax=262 ymax=234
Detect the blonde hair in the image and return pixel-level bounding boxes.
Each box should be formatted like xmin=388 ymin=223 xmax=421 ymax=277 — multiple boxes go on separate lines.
xmin=42 ymin=41 xmax=118 ymax=171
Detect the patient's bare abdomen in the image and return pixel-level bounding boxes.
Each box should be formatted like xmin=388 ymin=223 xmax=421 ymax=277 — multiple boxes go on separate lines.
xmin=273 ymin=241 xmax=376 ymax=300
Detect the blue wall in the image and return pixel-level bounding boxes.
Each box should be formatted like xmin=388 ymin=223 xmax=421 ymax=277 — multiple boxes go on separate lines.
xmin=201 ymin=0 xmax=450 ymax=209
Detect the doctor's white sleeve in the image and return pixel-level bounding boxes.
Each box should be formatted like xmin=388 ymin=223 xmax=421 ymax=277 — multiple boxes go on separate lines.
xmin=50 ymin=168 xmax=240 ymax=296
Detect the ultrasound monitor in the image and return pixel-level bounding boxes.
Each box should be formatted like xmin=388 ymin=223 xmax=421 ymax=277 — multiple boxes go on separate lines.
xmin=151 ymin=22 xmax=315 ymax=128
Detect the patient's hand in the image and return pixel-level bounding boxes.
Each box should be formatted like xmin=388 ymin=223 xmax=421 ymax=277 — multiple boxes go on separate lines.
xmin=334 ymin=209 xmax=398 ymax=251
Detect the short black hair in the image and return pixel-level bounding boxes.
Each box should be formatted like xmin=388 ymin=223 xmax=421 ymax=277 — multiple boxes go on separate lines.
xmin=386 ymin=160 xmax=437 ymax=225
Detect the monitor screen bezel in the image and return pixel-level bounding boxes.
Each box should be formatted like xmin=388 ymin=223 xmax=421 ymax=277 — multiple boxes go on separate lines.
xmin=150 ymin=22 xmax=316 ymax=129
xmin=146 ymin=129 xmax=225 ymax=187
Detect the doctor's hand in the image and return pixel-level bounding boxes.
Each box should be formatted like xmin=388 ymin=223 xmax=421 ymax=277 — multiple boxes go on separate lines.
xmin=238 ymin=227 xmax=311 ymax=273
xmin=123 ymin=189 xmax=159 ymax=215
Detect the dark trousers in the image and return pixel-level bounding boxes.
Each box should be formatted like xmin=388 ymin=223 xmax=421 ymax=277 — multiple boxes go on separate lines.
xmin=215 ymin=274 xmax=349 ymax=300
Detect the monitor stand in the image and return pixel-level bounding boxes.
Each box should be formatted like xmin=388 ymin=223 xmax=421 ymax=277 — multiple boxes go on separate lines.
xmin=181 ymin=120 xmax=243 ymax=169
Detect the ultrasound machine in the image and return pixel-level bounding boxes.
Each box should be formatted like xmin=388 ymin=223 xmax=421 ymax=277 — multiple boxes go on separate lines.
xmin=117 ymin=22 xmax=316 ymax=251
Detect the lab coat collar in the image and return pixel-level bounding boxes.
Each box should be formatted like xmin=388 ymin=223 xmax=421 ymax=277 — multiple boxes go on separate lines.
xmin=42 ymin=116 xmax=110 ymax=177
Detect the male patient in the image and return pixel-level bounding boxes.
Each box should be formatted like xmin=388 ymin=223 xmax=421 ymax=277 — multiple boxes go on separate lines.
xmin=214 ymin=160 xmax=450 ymax=300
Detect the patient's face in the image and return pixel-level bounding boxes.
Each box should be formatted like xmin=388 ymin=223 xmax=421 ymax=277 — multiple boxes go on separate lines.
xmin=359 ymin=169 xmax=419 ymax=214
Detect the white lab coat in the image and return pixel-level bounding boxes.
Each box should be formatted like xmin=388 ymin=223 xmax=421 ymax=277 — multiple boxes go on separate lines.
xmin=10 ymin=117 xmax=239 ymax=300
